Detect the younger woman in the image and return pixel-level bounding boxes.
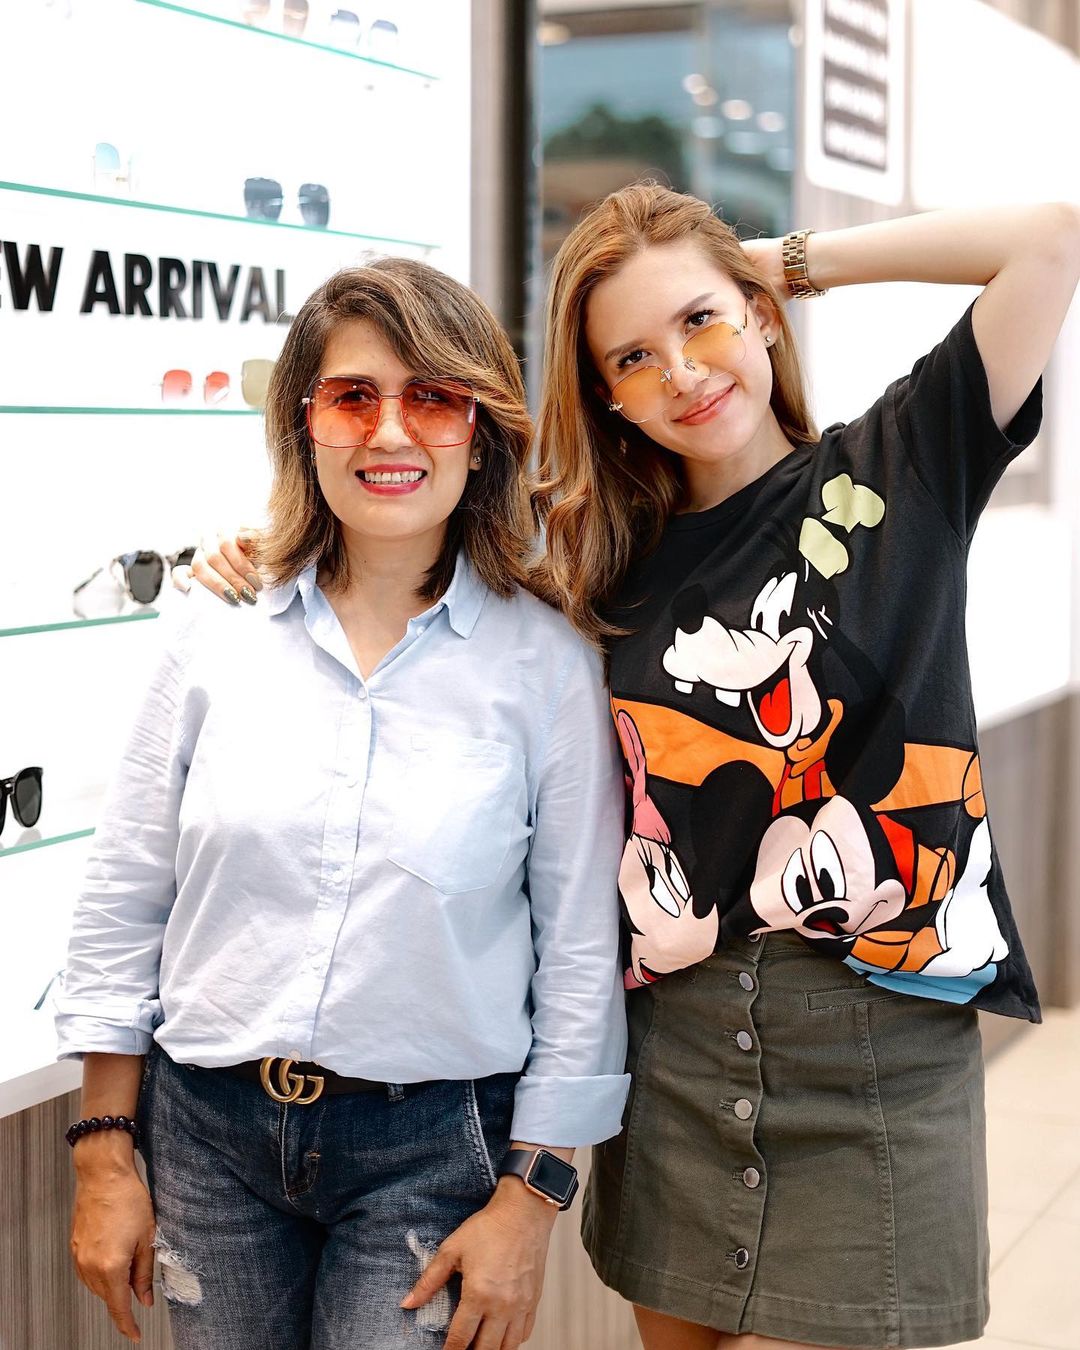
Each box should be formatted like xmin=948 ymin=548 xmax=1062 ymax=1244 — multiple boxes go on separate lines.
xmin=532 ymin=186 xmax=1078 ymax=1350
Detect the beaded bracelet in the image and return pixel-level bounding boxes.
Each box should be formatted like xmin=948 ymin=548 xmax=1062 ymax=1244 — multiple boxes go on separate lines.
xmin=65 ymin=1115 xmax=138 ymax=1149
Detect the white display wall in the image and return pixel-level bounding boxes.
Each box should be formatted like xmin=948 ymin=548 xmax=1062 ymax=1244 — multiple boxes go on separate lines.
xmin=0 ymin=0 xmax=471 ymax=1112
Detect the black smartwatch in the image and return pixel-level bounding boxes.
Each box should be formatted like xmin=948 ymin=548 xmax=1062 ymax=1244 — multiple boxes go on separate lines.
xmin=497 ymin=1148 xmax=579 ymax=1211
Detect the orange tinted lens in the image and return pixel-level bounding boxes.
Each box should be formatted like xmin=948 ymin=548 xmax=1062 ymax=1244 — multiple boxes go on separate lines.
xmin=685 ymin=321 xmax=744 ymax=373
xmin=611 ymin=367 xmax=668 ymax=423
xmin=162 ymin=369 xmax=192 ymax=404
xmin=204 ymin=371 xmax=230 ymax=405
xmin=309 ymin=377 xmax=381 ymax=447
xmin=400 ymin=381 xmax=475 ymax=447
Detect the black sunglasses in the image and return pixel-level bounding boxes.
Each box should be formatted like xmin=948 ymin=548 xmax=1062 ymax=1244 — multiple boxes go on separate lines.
xmin=244 ymin=177 xmax=330 ymax=228
xmin=1 ymin=767 xmax=43 ymax=837
xmin=73 ymin=548 xmax=197 ymax=608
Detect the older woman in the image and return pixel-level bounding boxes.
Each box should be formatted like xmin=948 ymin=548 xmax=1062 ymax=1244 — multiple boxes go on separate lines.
xmin=56 ymin=259 xmax=629 ymax=1350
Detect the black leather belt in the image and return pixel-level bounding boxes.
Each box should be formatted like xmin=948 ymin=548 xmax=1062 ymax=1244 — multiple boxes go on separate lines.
xmin=222 ymin=1056 xmax=391 ymax=1104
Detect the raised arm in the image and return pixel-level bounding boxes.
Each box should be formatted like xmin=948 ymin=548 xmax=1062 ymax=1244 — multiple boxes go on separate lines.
xmin=803 ymin=204 xmax=1080 ymax=430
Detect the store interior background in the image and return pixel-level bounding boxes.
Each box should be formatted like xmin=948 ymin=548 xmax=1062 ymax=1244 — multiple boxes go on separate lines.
xmin=2 ymin=1 xmax=1079 ymax=1346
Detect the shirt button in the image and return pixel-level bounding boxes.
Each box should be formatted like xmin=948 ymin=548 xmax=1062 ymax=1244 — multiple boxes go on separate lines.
xmin=736 ymin=1031 xmax=753 ymax=1052
xmin=357 ymin=686 xmax=368 ymax=700
xmin=332 ymin=867 xmax=344 ymax=882
xmin=739 ymin=972 xmax=755 ymax=991
xmin=742 ymin=1167 xmax=761 ymax=1189
xmin=734 ymin=1098 xmax=754 ymax=1120
xmin=734 ymin=1248 xmax=750 ymax=1270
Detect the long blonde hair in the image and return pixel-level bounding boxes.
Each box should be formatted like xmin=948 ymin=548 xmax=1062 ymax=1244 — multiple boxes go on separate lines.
xmin=259 ymin=258 xmax=535 ymax=603
xmin=531 ymin=183 xmax=818 ymax=646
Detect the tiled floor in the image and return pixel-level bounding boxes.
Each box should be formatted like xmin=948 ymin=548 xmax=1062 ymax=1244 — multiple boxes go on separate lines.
xmin=920 ymin=1003 xmax=1080 ymax=1350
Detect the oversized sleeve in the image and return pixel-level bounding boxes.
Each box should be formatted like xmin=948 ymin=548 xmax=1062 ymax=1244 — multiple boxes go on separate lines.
xmin=889 ymin=301 xmax=1043 ymax=541
xmin=511 ymin=640 xmax=630 ymax=1148
xmin=54 ymin=616 xmax=195 ymax=1059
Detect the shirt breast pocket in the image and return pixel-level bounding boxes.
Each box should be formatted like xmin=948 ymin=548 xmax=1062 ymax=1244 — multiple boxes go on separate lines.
xmin=387 ymin=732 xmax=526 ymax=894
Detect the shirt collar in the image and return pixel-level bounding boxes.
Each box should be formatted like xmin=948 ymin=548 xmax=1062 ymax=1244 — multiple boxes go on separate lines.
xmin=263 ymin=553 xmax=487 ymax=638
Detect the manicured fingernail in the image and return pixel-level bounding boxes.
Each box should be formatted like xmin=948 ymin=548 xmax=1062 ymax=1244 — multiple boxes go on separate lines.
xmin=223 ymin=587 xmax=241 ymax=607
xmin=240 ymin=585 xmax=258 ymax=606
xmin=245 ymin=571 xmax=264 ymax=592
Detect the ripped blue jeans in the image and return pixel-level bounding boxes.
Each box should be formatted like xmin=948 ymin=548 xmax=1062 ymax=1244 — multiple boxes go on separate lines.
xmin=136 ymin=1043 xmax=517 ymax=1349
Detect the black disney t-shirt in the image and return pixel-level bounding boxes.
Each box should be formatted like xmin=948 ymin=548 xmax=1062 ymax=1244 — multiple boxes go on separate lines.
xmin=607 ymin=303 xmax=1042 ymax=1021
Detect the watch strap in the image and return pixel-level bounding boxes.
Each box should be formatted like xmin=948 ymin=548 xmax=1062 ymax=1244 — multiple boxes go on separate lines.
xmin=782 ymin=229 xmax=827 ymax=298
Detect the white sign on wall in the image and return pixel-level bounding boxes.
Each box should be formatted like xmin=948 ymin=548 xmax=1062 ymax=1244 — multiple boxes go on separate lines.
xmin=802 ymin=0 xmax=906 ymax=205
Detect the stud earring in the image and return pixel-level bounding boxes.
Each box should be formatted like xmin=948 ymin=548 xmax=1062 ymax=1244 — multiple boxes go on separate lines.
xmin=471 ymin=454 xmax=481 ymax=466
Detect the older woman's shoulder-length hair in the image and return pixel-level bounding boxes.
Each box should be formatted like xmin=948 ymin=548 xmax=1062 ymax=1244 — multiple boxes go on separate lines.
xmin=530 ymin=182 xmax=819 ymax=648
xmin=258 ymin=257 xmax=535 ymax=603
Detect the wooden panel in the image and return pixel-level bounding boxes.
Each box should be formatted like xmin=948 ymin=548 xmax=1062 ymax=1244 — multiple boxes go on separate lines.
xmin=0 ymin=1088 xmax=173 ymax=1350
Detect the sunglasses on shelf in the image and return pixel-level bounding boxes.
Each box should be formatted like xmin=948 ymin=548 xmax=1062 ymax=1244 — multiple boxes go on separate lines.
xmin=241 ymin=358 xmax=276 ymax=409
xmin=303 ymin=377 xmax=479 ymax=450
xmin=162 ymin=370 xmax=230 ymax=406
xmin=1 ymin=767 xmax=43 ymax=837
xmin=93 ymin=141 xmax=129 ymax=193
xmin=243 ymin=178 xmax=330 ymax=228
xmin=73 ymin=548 xmax=197 ymax=609
xmin=240 ymin=0 xmax=308 ymax=37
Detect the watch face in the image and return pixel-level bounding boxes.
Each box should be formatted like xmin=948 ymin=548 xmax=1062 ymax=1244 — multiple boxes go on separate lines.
xmin=527 ymin=1151 xmax=577 ymax=1202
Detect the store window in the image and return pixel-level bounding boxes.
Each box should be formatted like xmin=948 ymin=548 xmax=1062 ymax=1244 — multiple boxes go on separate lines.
xmin=538 ymin=0 xmax=796 ymax=267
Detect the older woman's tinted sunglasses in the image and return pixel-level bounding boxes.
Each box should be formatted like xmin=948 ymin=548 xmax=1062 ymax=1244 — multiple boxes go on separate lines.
xmin=303 ymin=377 xmax=479 ymax=450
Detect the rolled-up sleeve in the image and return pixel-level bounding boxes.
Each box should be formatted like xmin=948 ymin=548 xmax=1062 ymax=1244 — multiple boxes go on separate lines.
xmin=54 ymin=620 xmax=192 ymax=1060
xmin=512 ymin=641 xmax=630 ymax=1148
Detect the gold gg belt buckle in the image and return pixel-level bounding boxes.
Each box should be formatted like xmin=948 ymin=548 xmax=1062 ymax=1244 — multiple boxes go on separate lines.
xmin=259 ymin=1056 xmax=325 ymax=1105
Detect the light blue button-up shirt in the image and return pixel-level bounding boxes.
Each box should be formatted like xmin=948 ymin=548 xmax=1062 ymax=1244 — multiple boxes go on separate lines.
xmin=55 ymin=557 xmax=630 ymax=1146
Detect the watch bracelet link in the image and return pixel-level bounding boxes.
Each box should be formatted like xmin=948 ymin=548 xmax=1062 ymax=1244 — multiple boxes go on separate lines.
xmin=782 ymin=228 xmax=827 ymax=299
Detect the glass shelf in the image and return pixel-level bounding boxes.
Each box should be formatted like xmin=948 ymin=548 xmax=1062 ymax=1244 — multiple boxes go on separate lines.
xmin=0 ymin=182 xmax=439 ymax=251
xmin=0 ymin=612 xmax=160 ymax=639
xmin=0 ymin=828 xmax=95 ymax=860
xmin=136 ymin=1 xmax=439 ymax=81
xmin=0 ymin=405 xmax=261 ymax=417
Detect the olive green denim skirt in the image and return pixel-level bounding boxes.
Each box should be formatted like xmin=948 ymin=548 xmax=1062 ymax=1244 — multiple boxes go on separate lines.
xmin=582 ymin=933 xmax=989 ymax=1348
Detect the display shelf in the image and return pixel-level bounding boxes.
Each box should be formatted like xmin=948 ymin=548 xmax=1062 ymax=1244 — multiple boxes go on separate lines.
xmin=0 ymin=828 xmax=95 ymax=861
xmin=135 ymin=0 xmax=440 ymax=81
xmin=0 ymin=405 xmax=261 ymax=416
xmin=0 ymin=182 xmax=439 ymax=251
xmin=0 ymin=612 xmax=159 ymax=639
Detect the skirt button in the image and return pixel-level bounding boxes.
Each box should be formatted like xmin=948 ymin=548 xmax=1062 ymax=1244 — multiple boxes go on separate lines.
xmin=734 ymin=1098 xmax=754 ymax=1120
xmin=742 ymin=1166 xmax=761 ymax=1188
xmin=736 ymin=1031 xmax=753 ymax=1051
xmin=734 ymin=1247 xmax=750 ymax=1270
xmin=738 ymin=972 xmax=755 ymax=991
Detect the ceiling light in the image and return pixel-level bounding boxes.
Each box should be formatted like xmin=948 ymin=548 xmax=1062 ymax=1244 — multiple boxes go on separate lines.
xmin=721 ymin=99 xmax=753 ymax=121
xmin=757 ymin=111 xmax=786 ymax=133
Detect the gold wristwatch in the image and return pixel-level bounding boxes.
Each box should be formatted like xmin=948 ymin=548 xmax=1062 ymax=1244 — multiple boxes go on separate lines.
xmin=782 ymin=229 xmax=827 ymax=299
